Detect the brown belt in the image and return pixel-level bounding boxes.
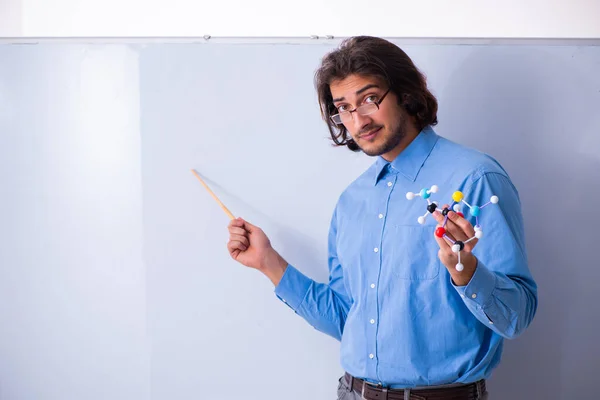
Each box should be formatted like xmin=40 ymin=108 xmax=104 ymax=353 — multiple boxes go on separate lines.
xmin=345 ymin=372 xmax=485 ymax=400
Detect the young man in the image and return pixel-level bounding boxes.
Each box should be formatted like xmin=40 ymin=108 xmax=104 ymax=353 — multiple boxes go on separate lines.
xmin=226 ymin=36 xmax=537 ymax=400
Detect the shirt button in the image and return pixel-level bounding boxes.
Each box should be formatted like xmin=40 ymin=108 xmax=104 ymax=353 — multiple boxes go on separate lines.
xmin=371 ymin=284 xmax=375 ymax=289
xmin=387 ymin=182 xmax=393 ymax=187
xmin=369 ymin=353 xmax=374 ymax=359
xmin=378 ymin=213 xmax=384 ymax=219
xmin=370 ymin=319 xmax=375 ymax=324
xmin=374 ymin=247 xmax=379 ymax=253
xmin=471 ymin=293 xmax=477 ymax=299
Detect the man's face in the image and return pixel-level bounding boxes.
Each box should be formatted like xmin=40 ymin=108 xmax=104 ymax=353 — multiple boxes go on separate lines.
xmin=329 ymin=74 xmax=415 ymax=161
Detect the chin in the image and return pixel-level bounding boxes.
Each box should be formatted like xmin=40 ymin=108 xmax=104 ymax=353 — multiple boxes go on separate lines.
xmin=360 ymin=144 xmax=388 ymax=157
xmin=357 ymin=137 xmax=390 ymax=157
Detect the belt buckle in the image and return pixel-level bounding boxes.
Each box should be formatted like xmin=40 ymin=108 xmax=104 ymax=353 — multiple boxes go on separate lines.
xmin=361 ymin=380 xmax=384 ymax=400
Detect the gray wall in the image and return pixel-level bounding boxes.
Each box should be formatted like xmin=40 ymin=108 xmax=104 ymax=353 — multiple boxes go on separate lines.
xmin=0 ymin=40 xmax=598 ymax=399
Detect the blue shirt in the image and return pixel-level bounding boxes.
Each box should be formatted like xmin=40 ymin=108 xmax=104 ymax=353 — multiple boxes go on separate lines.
xmin=274 ymin=126 xmax=538 ymax=388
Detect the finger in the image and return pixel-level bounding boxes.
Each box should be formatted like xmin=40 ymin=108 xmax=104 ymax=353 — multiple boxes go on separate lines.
xmin=228 ymin=239 xmax=248 ymax=253
xmin=228 ymin=241 xmax=241 ymax=256
xmin=446 ymin=211 xmax=478 ymax=250
xmin=240 ymin=219 xmax=259 ymax=234
xmin=228 ymin=226 xmax=248 ymax=236
xmin=440 ymin=217 xmax=469 ymax=243
xmin=228 ymin=217 xmax=245 ymax=229
xmin=229 ymin=233 xmax=249 ymax=248
xmin=432 ymin=204 xmax=459 ymax=228
xmin=432 ymin=205 xmax=463 ymax=243
xmin=230 ymin=248 xmax=241 ymax=259
xmin=432 ymin=204 xmax=450 ymax=224
xmin=435 ymin=204 xmax=470 ymax=242
xmin=434 ymin=227 xmax=458 ymax=269
xmin=447 ymin=211 xmax=476 ymax=238
xmin=433 ymin=224 xmax=451 ymax=250
xmin=240 ymin=218 xmax=264 ymax=235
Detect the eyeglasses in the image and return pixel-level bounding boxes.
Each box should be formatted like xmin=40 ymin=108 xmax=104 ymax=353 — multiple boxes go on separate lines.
xmin=330 ymin=89 xmax=390 ymax=125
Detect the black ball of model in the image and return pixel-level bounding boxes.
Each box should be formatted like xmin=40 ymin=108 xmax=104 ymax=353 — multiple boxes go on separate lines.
xmin=427 ymin=203 xmax=438 ymax=213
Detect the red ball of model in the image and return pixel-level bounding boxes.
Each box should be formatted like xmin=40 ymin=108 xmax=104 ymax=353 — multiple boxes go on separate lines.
xmin=435 ymin=227 xmax=446 ymax=238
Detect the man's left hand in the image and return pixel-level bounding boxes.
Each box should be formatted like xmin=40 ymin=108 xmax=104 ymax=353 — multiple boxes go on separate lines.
xmin=432 ymin=205 xmax=478 ymax=286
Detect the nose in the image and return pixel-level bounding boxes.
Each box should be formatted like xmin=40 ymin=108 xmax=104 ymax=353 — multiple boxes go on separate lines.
xmin=352 ymin=112 xmax=372 ymax=132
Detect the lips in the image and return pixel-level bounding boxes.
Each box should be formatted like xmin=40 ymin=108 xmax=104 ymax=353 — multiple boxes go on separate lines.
xmin=360 ymin=127 xmax=382 ymax=141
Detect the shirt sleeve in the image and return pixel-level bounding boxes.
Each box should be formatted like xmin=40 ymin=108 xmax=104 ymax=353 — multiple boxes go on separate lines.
xmin=273 ymin=206 xmax=353 ymax=341
xmin=452 ymin=171 xmax=538 ymax=339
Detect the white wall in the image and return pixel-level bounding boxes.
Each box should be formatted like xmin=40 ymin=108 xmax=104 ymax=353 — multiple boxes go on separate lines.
xmin=0 ymin=0 xmax=22 ymax=36
xmin=0 ymin=0 xmax=599 ymax=38
xmin=1 ymin=24 xmax=600 ymax=400
xmin=0 ymin=44 xmax=150 ymax=400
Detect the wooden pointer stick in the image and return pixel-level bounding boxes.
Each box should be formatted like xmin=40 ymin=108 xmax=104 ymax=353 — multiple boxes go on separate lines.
xmin=191 ymin=169 xmax=235 ymax=220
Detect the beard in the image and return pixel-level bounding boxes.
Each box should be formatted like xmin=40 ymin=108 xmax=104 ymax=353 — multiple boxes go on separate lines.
xmin=355 ymin=116 xmax=408 ymax=157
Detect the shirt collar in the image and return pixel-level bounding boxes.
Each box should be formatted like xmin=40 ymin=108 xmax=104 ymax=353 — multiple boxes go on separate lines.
xmin=373 ymin=126 xmax=439 ymax=185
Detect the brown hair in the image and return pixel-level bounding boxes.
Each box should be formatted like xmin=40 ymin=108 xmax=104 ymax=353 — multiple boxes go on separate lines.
xmin=314 ymin=36 xmax=438 ymax=151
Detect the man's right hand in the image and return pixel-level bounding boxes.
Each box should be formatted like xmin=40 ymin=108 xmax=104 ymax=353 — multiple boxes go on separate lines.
xmin=226 ymin=217 xmax=288 ymax=286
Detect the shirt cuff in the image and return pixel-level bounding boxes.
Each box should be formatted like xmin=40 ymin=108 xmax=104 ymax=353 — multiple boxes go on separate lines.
xmin=453 ymin=259 xmax=497 ymax=308
xmin=274 ymin=264 xmax=312 ymax=311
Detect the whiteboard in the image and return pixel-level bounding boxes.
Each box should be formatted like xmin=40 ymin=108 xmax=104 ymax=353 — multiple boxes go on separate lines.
xmin=0 ymin=40 xmax=599 ymax=400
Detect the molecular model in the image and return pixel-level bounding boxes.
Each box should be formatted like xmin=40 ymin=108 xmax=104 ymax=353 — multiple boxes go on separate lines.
xmin=406 ymin=186 xmax=499 ymax=272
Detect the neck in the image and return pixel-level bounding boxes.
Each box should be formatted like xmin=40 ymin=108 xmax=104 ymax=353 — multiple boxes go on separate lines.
xmin=381 ymin=126 xmax=421 ymax=162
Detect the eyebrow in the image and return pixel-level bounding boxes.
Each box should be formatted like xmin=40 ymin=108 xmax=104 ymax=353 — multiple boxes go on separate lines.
xmin=332 ymin=84 xmax=381 ymax=103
